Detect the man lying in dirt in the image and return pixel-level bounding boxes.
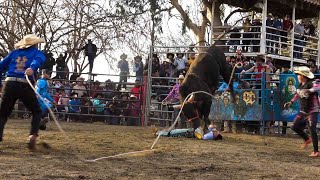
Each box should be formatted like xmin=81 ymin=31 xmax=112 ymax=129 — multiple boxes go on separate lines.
xmin=152 ymin=123 xmax=222 ymax=141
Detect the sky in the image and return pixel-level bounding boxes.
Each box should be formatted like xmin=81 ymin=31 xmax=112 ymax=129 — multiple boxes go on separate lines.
xmin=68 ymin=3 xmax=238 ymax=83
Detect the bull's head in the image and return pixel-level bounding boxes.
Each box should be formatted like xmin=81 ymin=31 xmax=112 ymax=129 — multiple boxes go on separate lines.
xmin=173 ymin=94 xmax=200 ymax=129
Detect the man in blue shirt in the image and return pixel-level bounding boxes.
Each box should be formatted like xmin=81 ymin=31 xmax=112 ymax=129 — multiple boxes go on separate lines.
xmin=0 ymin=34 xmax=46 ymax=150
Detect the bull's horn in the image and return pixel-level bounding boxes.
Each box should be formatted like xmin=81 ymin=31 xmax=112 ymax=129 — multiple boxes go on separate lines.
xmin=172 ymin=104 xmax=182 ymax=109
xmin=187 ymin=94 xmax=195 ymax=102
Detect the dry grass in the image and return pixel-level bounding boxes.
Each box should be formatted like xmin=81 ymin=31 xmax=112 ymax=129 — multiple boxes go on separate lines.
xmin=0 ymin=119 xmax=319 ymax=179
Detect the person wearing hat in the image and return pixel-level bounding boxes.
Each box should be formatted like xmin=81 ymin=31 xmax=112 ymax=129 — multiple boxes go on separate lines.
xmin=73 ymin=76 xmax=86 ymax=98
xmin=127 ymin=94 xmax=140 ymax=126
xmin=284 ymin=66 xmax=320 ymax=157
xmin=0 ymin=34 xmax=46 ymax=149
xmin=133 ymin=55 xmax=144 ymax=82
xmin=162 ymin=74 xmax=186 ymax=128
xmin=173 ymin=53 xmax=188 ymax=77
xmin=117 ymin=53 xmax=129 ymax=91
xmin=36 ymin=69 xmax=56 ymax=130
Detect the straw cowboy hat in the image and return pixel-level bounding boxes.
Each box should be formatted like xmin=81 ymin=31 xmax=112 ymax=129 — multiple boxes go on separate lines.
xmin=14 ymin=34 xmax=45 ymax=49
xmin=120 ymin=53 xmax=128 ymax=60
xmin=294 ymin=66 xmax=314 ymax=79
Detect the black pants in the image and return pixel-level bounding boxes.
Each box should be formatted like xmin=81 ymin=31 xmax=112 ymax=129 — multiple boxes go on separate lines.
xmin=0 ymin=81 xmax=41 ymax=141
xmin=292 ymin=112 xmax=318 ymax=152
xmin=117 ymin=71 xmax=128 ymax=91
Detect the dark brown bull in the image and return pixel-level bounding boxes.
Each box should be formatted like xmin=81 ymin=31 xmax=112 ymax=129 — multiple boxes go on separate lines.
xmin=178 ymin=46 xmax=235 ymax=132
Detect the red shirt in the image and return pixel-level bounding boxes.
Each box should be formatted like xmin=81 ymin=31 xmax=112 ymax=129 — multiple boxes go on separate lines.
xmin=283 ymin=20 xmax=293 ymax=31
xmin=54 ymin=93 xmax=61 ymax=103
xmin=131 ymin=86 xmax=142 ymax=99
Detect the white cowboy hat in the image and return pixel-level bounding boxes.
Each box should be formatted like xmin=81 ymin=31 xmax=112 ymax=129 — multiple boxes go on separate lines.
xmin=14 ymin=34 xmax=45 ymax=49
xmin=129 ymin=94 xmax=137 ymax=99
xmin=294 ymin=66 xmax=314 ymax=79
xmin=178 ymin=74 xmax=185 ymax=80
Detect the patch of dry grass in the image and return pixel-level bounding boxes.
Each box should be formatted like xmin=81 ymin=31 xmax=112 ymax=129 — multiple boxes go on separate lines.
xmin=0 ymin=119 xmax=319 ymax=179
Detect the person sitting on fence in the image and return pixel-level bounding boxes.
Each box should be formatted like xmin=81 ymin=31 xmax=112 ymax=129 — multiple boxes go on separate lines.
xmin=93 ymin=93 xmax=106 ymax=122
xmin=127 ymin=95 xmax=140 ymax=126
xmin=69 ymin=92 xmax=81 ymax=121
xmin=284 ymin=66 xmax=320 ymax=157
xmin=36 ymin=69 xmax=56 ymax=130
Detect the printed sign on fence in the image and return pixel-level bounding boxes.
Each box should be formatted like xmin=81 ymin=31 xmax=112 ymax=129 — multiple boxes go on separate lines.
xmin=279 ymin=74 xmax=300 ymax=122
xmin=209 ymin=90 xmax=262 ymax=121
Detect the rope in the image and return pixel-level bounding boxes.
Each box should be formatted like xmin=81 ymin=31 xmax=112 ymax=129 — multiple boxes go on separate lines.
xmin=151 ymin=62 xmax=240 ymax=149
xmin=85 ymin=149 xmax=155 ymax=162
xmin=25 ymin=75 xmax=67 ymax=136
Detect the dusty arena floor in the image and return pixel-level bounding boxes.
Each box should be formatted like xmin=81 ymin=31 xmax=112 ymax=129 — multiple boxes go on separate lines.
xmin=0 ymin=120 xmax=319 ymax=179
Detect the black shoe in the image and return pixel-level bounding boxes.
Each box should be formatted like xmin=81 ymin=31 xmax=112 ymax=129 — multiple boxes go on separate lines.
xmin=39 ymin=117 xmax=49 ymax=130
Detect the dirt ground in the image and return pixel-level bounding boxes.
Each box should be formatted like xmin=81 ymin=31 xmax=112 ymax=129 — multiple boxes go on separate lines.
xmin=0 ymin=119 xmax=319 ymax=180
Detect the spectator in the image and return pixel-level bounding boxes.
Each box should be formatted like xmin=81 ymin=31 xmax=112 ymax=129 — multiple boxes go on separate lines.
xmin=127 ymin=95 xmax=140 ymax=126
xmin=108 ymin=96 xmax=121 ymax=125
xmin=304 ymin=20 xmax=316 ymax=37
xmin=133 ymin=55 xmax=144 ymax=81
xmin=80 ymin=39 xmax=97 ymax=74
xmin=282 ymin=15 xmax=293 ymax=48
xmin=293 ymin=20 xmax=305 ymax=59
xmin=42 ymin=51 xmax=55 ymax=71
xmin=55 ymin=52 xmax=67 ymax=80
xmin=186 ymin=47 xmax=196 ymax=69
xmin=307 ymin=59 xmax=320 ymax=79
xmin=90 ymin=80 xmax=102 ymax=98
xmin=117 ymin=53 xmax=129 ymax=91
xmin=80 ymin=93 xmax=94 ymax=122
xmin=70 ymin=69 xmax=80 ymax=83
xmin=130 ymin=79 xmax=143 ymax=100
xmin=273 ymin=15 xmax=283 ymax=54
xmin=93 ymin=93 xmax=105 ymax=122
xmin=227 ymin=27 xmax=241 ymax=52
xmin=266 ymin=56 xmax=277 ymax=72
xmin=266 ymin=13 xmax=274 ymax=54
xmin=173 ymin=53 xmax=188 ymax=77
xmin=57 ymin=89 xmax=69 ymax=121
xmin=251 ymin=19 xmax=262 ymax=52
xmin=73 ymin=77 xmax=87 ymax=98
xmin=69 ymin=92 xmax=81 ymax=121
xmin=242 ymin=18 xmax=253 ymax=52
xmin=280 ymin=63 xmax=293 ymax=135
xmin=104 ymin=79 xmax=115 ymax=100
xmin=281 ymin=63 xmax=293 ymax=74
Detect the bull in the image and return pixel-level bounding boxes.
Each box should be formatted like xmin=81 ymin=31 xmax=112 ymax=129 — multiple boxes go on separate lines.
xmin=178 ymin=46 xmax=235 ymax=132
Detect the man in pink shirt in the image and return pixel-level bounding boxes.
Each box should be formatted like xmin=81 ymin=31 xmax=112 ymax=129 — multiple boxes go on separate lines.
xmin=284 ymin=66 xmax=320 ymax=157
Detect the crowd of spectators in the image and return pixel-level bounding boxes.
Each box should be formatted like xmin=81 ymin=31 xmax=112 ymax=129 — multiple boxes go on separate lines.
xmin=226 ymin=14 xmax=317 ymax=59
